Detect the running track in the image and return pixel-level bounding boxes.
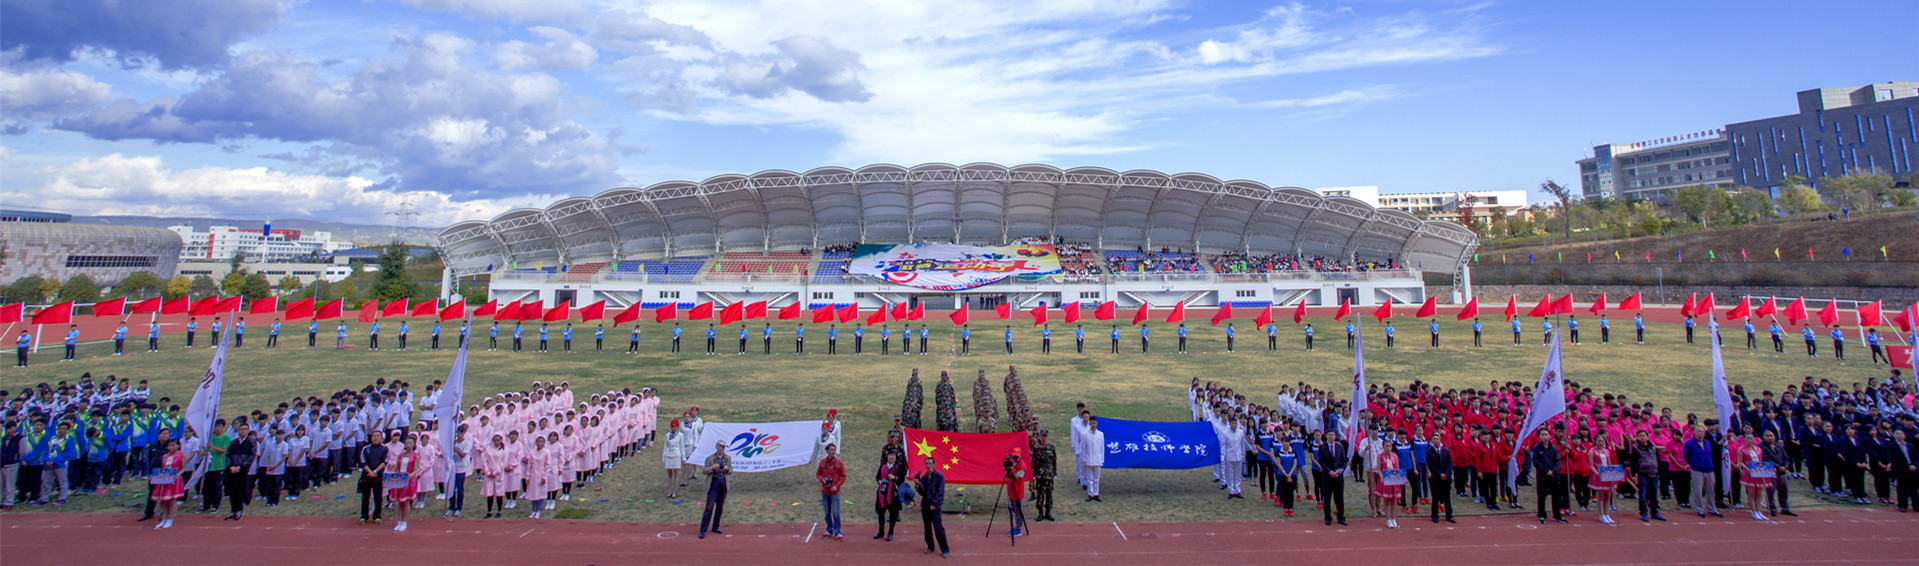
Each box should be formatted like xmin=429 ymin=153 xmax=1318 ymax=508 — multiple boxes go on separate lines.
xmin=4 ymin=508 xmax=1915 ymax=565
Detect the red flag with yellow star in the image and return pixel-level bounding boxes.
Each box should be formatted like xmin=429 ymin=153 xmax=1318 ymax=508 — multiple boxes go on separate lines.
xmin=902 ymin=428 xmax=1031 ymax=485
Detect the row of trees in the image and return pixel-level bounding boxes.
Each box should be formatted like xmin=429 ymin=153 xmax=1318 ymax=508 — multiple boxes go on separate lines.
xmin=1462 ymin=170 xmax=1916 ymax=243
xmin=1 ymin=243 xmax=433 ymax=307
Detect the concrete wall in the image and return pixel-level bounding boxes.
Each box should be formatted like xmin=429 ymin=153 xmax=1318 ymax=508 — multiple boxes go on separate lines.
xmin=1433 ymin=284 xmax=1919 ymax=308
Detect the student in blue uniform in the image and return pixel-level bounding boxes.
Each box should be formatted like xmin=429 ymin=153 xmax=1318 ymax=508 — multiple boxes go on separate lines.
xmin=1743 ymin=319 xmax=1756 ymax=350
xmin=669 ymin=323 xmax=680 ymax=354
xmin=795 ymin=323 xmax=806 ymax=354
xmin=1566 ymin=315 xmax=1579 ymax=344
xmin=1346 ymin=322 xmax=1356 ymax=349
xmin=335 ymin=322 xmax=348 ymax=349
xmin=1073 ymin=325 xmax=1085 ymax=353
xmin=595 ymin=324 xmax=605 ymax=352
xmin=853 ymin=325 xmax=864 ymax=354
xmin=305 ymin=320 xmax=320 ymax=349
xmin=961 ymin=325 xmax=971 ymax=355
xmin=63 ymin=325 xmax=80 ymax=361
xmin=367 ymin=320 xmax=380 ymax=350
xmin=210 ymin=318 xmax=222 ymax=347
xmin=148 ymin=321 xmax=162 ymax=352
xmin=512 ymin=322 xmax=524 ymax=352
xmin=16 ymin=330 xmax=31 ymax=367
xmin=1003 ymin=326 xmax=1014 ymax=355
xmin=880 ymin=325 xmax=891 ymax=355
xmin=1428 ymin=320 xmax=1439 ymax=348
xmin=1684 ymin=316 xmax=1695 ymax=343
xmin=396 ymin=321 xmax=409 ymax=351
xmin=1541 ymin=319 xmax=1554 ymax=345
xmin=185 ymin=317 xmax=198 ymax=348
xmin=536 ymin=323 xmax=550 ymax=353
xmin=1303 ymin=324 xmax=1314 ymax=351
xmin=704 ymin=324 xmax=716 ymax=355
xmin=625 ymin=325 xmax=642 ymax=353
xmin=1598 ymin=315 xmax=1610 ymax=344
xmin=1109 ymin=325 xmax=1120 ymax=353
xmin=762 ymin=323 xmax=773 ymax=354
xmin=486 ymin=322 xmax=499 ymax=351
xmin=1382 ymin=321 xmax=1395 ymax=349
xmin=561 ymin=323 xmax=574 ymax=353
xmin=736 ymin=325 xmax=747 ymax=354
xmin=1470 ymin=318 xmax=1482 ymax=347
xmin=827 ymin=324 xmax=838 ymax=355
xmin=1634 ymin=314 xmax=1645 ymax=344
xmin=1273 ymin=435 xmax=1299 ymax=517
xmin=1140 ymin=325 xmax=1150 ymax=354
xmin=113 ymin=322 xmax=127 ymax=355
xmin=918 ymin=325 xmax=930 ymax=355
xmin=1224 ymin=324 xmax=1235 ymax=353
xmin=1866 ymin=329 xmax=1887 ymax=365
xmin=1176 ymin=323 xmax=1188 ymax=353
xmin=1829 ymin=326 xmax=1845 ymax=360
xmin=234 ymin=317 xmax=246 ymax=348
xmin=1040 ymin=325 xmax=1051 ymax=354
xmin=429 ymin=321 xmax=441 ymax=350
xmin=459 ymin=319 xmax=469 ymax=347
xmin=1510 ymin=319 xmax=1522 ymax=345
xmin=1768 ymin=319 xmax=1783 ymax=352
xmin=1266 ymin=323 xmax=1279 ymax=352
xmin=268 ymin=318 xmax=282 ymax=349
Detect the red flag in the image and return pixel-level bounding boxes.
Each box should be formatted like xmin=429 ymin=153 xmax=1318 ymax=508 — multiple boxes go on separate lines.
xmin=1456 ymin=297 xmax=1480 ymax=321
xmin=1526 ymin=296 xmax=1551 ymax=318
xmin=215 ymin=296 xmax=242 ymax=314
xmin=1892 ymin=345 xmax=1914 ymax=370
xmin=1784 ymin=298 xmax=1808 ymax=325
xmin=1063 ymin=302 xmax=1081 ymax=324
xmin=410 ymin=299 xmax=437 ymax=317
xmin=721 ymin=302 xmax=745 ymax=325
xmin=1856 ymin=301 xmax=1884 ymax=327
xmin=689 ymin=302 xmax=714 ymax=320
xmin=1292 ymin=300 xmax=1306 ymax=324
xmin=473 ymin=299 xmax=498 ymax=317
xmin=1166 ymin=302 xmax=1186 ymax=324
xmin=382 ymin=299 xmax=408 ymax=318
xmin=358 ymin=301 xmax=377 ymax=323
xmin=0 ymin=303 xmax=19 ymax=324
xmin=93 ymin=297 xmax=126 ymax=317
xmin=492 ymin=300 xmax=521 ymax=321
xmin=836 ymin=303 xmax=857 ymax=323
xmin=909 ymin=303 xmax=924 ymax=321
xmin=949 ymin=306 xmax=969 ymax=326
xmin=901 ymin=428 xmax=1031 ymax=485
xmin=188 ymin=296 xmax=217 ymax=316
xmin=612 ymin=304 xmax=642 ymax=325
xmin=1131 ymin=303 xmax=1149 ymax=325
xmin=1680 ymin=293 xmax=1697 ymax=318
xmin=285 ymin=298 xmax=315 ymax=320
xmin=129 ymin=297 xmax=162 ymax=314
xmin=579 ymin=300 xmax=605 ymax=321
xmin=1032 ymin=303 xmax=1048 ymax=326
xmin=1619 ymin=293 xmax=1642 ymax=311
xmin=892 ymin=302 xmax=909 ymax=322
xmin=1588 ymin=293 xmax=1608 ymax=315
xmin=161 ymin=296 xmax=190 ymax=315
xmin=30 ymin=301 xmax=74 ymax=325
xmin=1372 ymin=299 xmax=1393 ymax=322
xmin=777 ymin=302 xmax=800 ymax=320
xmin=656 ymin=302 xmax=679 ymax=323
xmin=1502 ymin=296 xmax=1518 ymax=321
xmin=1890 ymin=305 xmax=1912 ymax=332
xmin=1094 ymin=301 xmax=1116 ymax=321
xmin=744 ymin=301 xmax=768 ymax=319
xmin=867 ymin=306 xmax=887 ymax=326
xmin=1754 ymin=298 xmax=1777 ymax=318
xmin=1551 ymin=294 xmax=1574 ymax=315
xmin=438 ymin=299 xmax=466 ymax=321
xmin=316 ymin=299 xmax=344 ymax=321
xmin=1335 ymin=300 xmax=1353 ymax=322
xmin=1815 ymin=301 xmax=1839 ymax=327
xmin=1414 ymin=296 xmax=1437 ymax=319
xmin=1255 ymin=305 xmax=1274 ymax=327
xmin=1211 ymin=303 xmax=1234 ymax=325
xmin=519 ymin=300 xmax=543 ymax=321
xmin=811 ymin=305 xmax=834 ymax=323
xmin=1726 ymin=297 xmax=1751 ymax=320
xmin=1696 ymin=293 xmax=1716 ymax=318
xmin=996 ymin=304 xmax=1011 ymax=320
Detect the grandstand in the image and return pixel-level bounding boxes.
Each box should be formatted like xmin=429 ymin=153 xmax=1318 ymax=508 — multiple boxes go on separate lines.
xmin=438 ymin=163 xmax=1478 ymax=311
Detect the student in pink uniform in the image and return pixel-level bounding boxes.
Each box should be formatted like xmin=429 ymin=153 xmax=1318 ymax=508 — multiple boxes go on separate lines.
xmin=1736 ymin=426 xmax=1771 ymax=522
xmin=414 ymin=428 xmax=438 ymax=507
xmin=503 ymin=430 xmax=524 ymax=508
xmin=387 ymin=435 xmax=420 ymax=532
xmin=525 ymin=436 xmax=550 ymax=518
xmin=575 ymin=417 xmax=597 ymax=484
xmin=546 ymin=432 xmax=565 ymax=502
xmin=480 ymin=434 xmax=506 ymax=518
xmin=150 ymin=439 xmax=187 ymax=529
xmin=1587 ymin=438 xmax=1620 ymax=525
xmin=1374 ymin=450 xmax=1403 ymax=529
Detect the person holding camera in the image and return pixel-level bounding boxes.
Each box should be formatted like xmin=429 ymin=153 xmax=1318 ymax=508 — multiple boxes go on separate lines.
xmin=697 ymin=441 xmax=731 ymax=539
xmin=816 ymin=443 xmax=846 ymax=541
xmin=873 ymin=451 xmax=907 ymax=540
xmin=917 ymin=456 xmax=950 ymax=557
xmin=1004 ymin=454 xmax=1028 ymax=537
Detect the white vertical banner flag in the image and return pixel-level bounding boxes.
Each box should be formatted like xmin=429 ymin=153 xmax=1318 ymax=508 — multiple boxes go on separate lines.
xmin=1508 ymin=330 xmax=1566 ymax=490
xmin=183 ymin=314 xmax=233 ymax=489
xmin=436 ymin=320 xmax=470 ymax=480
xmin=686 ymin=421 xmax=825 ymax=473
xmin=1344 ymin=318 xmax=1366 ymax=459
xmin=1707 ymin=320 xmax=1737 ymax=492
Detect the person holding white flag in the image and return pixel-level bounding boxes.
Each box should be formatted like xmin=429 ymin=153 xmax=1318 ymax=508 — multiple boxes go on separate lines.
xmin=181 ymin=314 xmax=234 ymax=500
xmin=1508 ymin=329 xmax=1567 ymax=522
xmin=435 ymin=325 xmax=470 ymax=518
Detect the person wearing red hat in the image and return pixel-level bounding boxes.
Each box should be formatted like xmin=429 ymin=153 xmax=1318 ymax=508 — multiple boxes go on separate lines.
xmin=662 ymin=420 xmax=684 ymax=499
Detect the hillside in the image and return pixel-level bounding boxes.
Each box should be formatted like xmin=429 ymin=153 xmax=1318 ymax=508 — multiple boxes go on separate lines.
xmin=1479 ymin=210 xmax=1919 ymax=262
xmin=73 ymin=215 xmax=441 ymax=246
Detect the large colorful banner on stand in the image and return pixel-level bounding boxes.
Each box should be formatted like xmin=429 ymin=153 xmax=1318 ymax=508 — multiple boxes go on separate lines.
xmin=686 ymin=420 xmax=824 ymax=473
xmin=848 ymin=243 xmax=1062 ymax=290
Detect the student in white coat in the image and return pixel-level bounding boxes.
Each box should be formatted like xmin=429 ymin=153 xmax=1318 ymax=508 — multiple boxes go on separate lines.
xmin=1217 ymin=417 xmax=1246 ymax=498
xmin=661 ymin=420 xmax=685 ymax=499
xmin=1069 ymin=406 xmax=1091 ymax=490
xmin=1083 ymin=416 xmax=1105 ymax=501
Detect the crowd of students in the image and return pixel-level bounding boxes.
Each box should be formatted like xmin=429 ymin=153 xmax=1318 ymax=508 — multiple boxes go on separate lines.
xmin=464 ymin=382 xmax=659 ymax=521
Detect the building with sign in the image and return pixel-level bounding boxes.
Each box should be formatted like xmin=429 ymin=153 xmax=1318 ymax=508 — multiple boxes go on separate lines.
xmin=167 ymin=224 xmax=355 ymax=261
xmin=1314 ymin=187 xmax=1528 ymax=224
xmin=1576 ymin=132 xmax=1733 ymax=201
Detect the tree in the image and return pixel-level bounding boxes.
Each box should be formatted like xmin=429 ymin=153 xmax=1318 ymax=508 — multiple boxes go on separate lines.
xmin=1777 ymin=184 xmax=1824 ymax=215
xmin=1540 ymin=179 xmax=1572 ymax=242
xmin=221 ymin=272 xmax=248 ymax=295
xmin=371 ymin=242 xmax=420 ymax=300
xmin=189 ymin=275 xmax=220 ymax=298
xmin=1727 ymin=189 xmax=1775 ymax=224
xmin=277 ymin=275 xmax=304 ymax=292
xmin=111 ymin=271 xmax=165 ymax=298
xmin=240 ymin=273 xmax=273 ymax=300
xmin=1819 ymin=170 xmax=1885 ymax=213
xmin=58 ymin=274 xmax=100 ymax=303
xmin=164 ymin=275 xmax=192 ymax=299
xmin=4 ymin=275 xmax=49 ymax=304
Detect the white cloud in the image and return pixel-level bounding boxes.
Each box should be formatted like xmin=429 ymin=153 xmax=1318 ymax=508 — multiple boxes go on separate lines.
xmin=1 ymin=59 xmax=114 ymax=126
xmin=493 ymin=26 xmax=597 ymax=71
xmin=390 ymin=0 xmax=592 ymax=24
xmin=12 ymin=153 xmax=508 ymax=226
xmin=1258 ymin=86 xmax=1404 ymax=108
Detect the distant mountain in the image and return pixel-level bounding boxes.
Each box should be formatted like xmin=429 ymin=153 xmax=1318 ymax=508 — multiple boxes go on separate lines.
xmin=71 ymin=215 xmax=442 ymax=246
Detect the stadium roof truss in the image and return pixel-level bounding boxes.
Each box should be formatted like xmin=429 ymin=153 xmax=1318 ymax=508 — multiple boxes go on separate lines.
xmin=438 ymin=163 xmax=1479 ymax=277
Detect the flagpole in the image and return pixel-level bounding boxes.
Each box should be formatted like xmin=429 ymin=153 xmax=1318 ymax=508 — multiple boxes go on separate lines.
xmin=33 ymin=323 xmax=41 ymax=353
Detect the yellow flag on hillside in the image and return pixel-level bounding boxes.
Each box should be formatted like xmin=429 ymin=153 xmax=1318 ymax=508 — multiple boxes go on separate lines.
xmin=1882 ymin=245 xmax=1889 ymax=259
xmin=1773 ymin=248 xmax=1780 ymax=260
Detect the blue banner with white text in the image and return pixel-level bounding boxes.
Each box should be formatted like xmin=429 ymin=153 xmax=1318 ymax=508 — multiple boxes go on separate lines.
xmin=1097 ymin=418 xmax=1222 ymax=470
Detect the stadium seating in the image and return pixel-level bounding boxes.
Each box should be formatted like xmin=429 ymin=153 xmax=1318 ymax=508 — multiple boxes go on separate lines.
xmin=609 ymin=257 xmax=709 ymax=283
xmin=554 ymin=262 xmax=604 ymax=282
xmin=712 ymin=251 xmax=809 ymax=277
xmin=812 ymin=260 xmax=853 ymax=284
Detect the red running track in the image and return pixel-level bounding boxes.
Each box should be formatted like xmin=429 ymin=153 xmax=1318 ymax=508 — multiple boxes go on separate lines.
xmin=4 ymin=507 xmax=1916 ymax=565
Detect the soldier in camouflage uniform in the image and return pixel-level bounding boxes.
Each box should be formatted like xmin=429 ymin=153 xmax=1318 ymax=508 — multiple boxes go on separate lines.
xmin=901 ymin=369 xmax=924 ymax=429
xmin=1032 ymin=429 xmax=1058 ymax=521
xmin=972 ymin=369 xmax=999 ymax=433
xmin=934 ymin=371 xmax=960 ymax=432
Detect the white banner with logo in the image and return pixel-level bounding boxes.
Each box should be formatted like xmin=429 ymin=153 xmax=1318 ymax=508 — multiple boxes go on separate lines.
xmin=687 ymin=420 xmax=824 ymax=473
xmin=848 ymin=243 xmax=1063 ymax=290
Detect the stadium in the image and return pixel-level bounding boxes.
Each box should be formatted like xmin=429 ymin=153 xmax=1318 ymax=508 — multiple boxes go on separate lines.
xmin=439 ymin=163 xmax=1480 ymax=310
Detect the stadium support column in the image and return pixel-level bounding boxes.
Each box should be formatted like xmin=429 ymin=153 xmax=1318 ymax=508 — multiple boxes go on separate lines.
xmin=441 ymin=267 xmax=454 ymax=302
xmin=1457 ymin=265 xmax=1473 ymax=303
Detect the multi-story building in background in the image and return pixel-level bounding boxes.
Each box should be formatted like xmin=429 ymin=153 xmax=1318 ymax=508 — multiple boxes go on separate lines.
xmin=168 ymin=224 xmax=354 ymax=261
xmin=1576 ymin=131 xmax=1733 ymax=201
xmin=1727 ymin=81 xmax=1919 ymax=190
xmin=1315 ymin=186 xmax=1529 ymax=223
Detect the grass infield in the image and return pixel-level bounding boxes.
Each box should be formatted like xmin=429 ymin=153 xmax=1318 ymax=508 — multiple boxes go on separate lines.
xmin=7 ymin=317 xmax=1896 ymax=524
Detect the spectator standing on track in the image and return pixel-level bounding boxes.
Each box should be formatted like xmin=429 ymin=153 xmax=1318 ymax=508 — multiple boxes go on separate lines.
xmin=698 ymin=441 xmax=731 ymax=539
xmin=816 ymin=443 xmax=846 ymax=541
xmin=917 ymin=456 xmax=949 ymax=557
xmin=874 ymin=450 xmax=906 ymax=540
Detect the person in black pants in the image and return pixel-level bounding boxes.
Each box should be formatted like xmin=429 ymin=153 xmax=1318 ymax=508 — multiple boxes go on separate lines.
xmin=916 ymin=457 xmax=949 ymax=557
xmin=1426 ymin=436 xmax=1454 ymax=523
xmin=1530 ymin=429 xmax=1565 ymax=523
xmin=698 ymin=443 xmax=731 ymax=538
xmin=224 ymin=424 xmax=257 ymax=520
xmin=358 ymin=431 xmax=391 ymax=524
xmin=1316 ymin=434 xmax=1348 ymax=526
xmin=1889 ymin=428 xmax=1917 ymax=512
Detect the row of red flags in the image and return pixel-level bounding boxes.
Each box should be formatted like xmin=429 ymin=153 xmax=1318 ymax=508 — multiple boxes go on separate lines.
xmin=3 ymin=294 xmax=1912 ymax=332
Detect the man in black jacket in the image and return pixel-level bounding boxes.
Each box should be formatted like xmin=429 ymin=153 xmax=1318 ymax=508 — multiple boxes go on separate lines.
xmin=358 ymin=431 xmax=390 ymax=524
xmin=1315 ymin=435 xmax=1349 ymax=526
xmin=1760 ymin=430 xmax=1795 ymax=516
xmin=917 ymin=457 xmax=949 ymax=557
xmin=1529 ymin=428 xmax=1565 ymax=523
xmin=224 ymin=423 xmax=258 ymax=520
xmin=1889 ymin=428 xmax=1917 ymax=512
xmin=1627 ymin=430 xmax=1666 ymax=521
xmin=1426 ymin=436 xmax=1454 ymax=523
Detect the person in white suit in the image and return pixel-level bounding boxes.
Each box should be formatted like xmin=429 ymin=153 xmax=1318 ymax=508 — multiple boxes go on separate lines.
xmin=1083 ymin=416 xmax=1105 ymax=501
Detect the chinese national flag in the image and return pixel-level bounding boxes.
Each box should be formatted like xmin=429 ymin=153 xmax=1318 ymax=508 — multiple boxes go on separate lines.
xmin=518 ymin=300 xmax=543 ymax=321
xmin=129 ymin=297 xmax=162 ymax=314
xmin=1726 ymin=297 xmax=1751 ymax=320
xmin=1856 ymin=301 xmax=1883 ymax=327
xmin=1372 ymin=299 xmax=1393 ymax=322
xmin=93 ymin=297 xmax=126 ymax=317
xmin=1094 ymin=300 xmax=1116 ymax=321
xmin=836 ymin=303 xmax=858 ymax=323
xmin=410 ymin=299 xmax=437 ymax=317
xmin=161 ymin=296 xmax=190 ymax=315
xmin=744 ymin=301 xmax=768 ymax=319
xmin=1255 ymin=304 xmax=1273 ymax=327
xmin=613 ymin=304 xmax=642 ymax=325
xmin=1211 ymin=303 xmax=1233 ymax=325
xmin=1588 ymin=293 xmax=1608 ymax=315
xmin=0 ymin=303 xmax=19 ymax=324
xmin=1784 ymin=298 xmax=1808 ymax=325
xmin=902 ymin=428 xmax=1031 ymax=485
xmin=689 ymin=302 xmax=714 ymax=320
xmin=382 ymin=299 xmax=409 ymax=318
xmin=1502 ymin=296 xmax=1518 ymax=321
xmin=949 ymin=305 xmax=968 ymax=326
xmin=811 ymin=305 xmax=834 ymax=323
xmin=996 ymin=304 xmax=1011 ymax=320
xmin=1680 ymin=293 xmax=1697 ymax=318
xmin=1335 ymin=299 xmax=1353 ymax=322
xmin=1031 ymin=303 xmax=1048 ymax=326
xmin=544 ymin=299 xmax=573 ymax=321
xmin=1414 ymin=296 xmax=1437 ymax=319
xmin=1131 ymin=303 xmax=1149 ymax=325
xmin=1754 ymin=298 xmax=1777 ymax=318
xmin=316 ymin=299 xmax=344 ymax=321
xmin=720 ymin=301 xmax=745 ymax=325
xmin=1815 ymin=301 xmax=1839 ymax=327
xmin=439 ymin=299 xmax=466 ymax=321
xmin=655 ymin=302 xmax=679 ymax=323
xmin=777 ymin=302 xmax=800 ymax=320
xmin=1526 ymin=296 xmax=1551 ymax=318
xmin=473 ymin=300 xmax=498 ymax=317
xmin=31 ymin=301 xmax=74 ymax=325
xmin=215 ymin=296 xmax=242 ymax=314
xmin=1619 ymin=293 xmax=1643 ymax=311
xmin=246 ymin=297 xmax=276 ymax=315
xmin=867 ymin=306 xmax=887 ymax=326
xmin=1292 ymin=300 xmax=1306 ymax=324
xmin=1552 ymin=294 xmax=1574 ymax=315
xmin=892 ymin=302 xmax=910 ymax=322
xmin=285 ymin=298 xmax=315 ymax=320
xmin=909 ymin=303 xmax=924 ymax=321
xmin=1456 ymin=297 xmax=1480 ymax=321
xmin=358 ymin=301 xmax=377 ymax=323
xmin=1166 ymin=302 xmax=1185 ymax=324
xmin=493 ymin=300 xmax=521 ymax=321
xmin=1063 ymin=302 xmax=1081 ymax=324
xmin=579 ymin=300 xmax=605 ymax=321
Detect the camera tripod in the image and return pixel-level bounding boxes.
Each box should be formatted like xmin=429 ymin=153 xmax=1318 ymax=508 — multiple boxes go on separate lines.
xmin=982 ymin=472 xmax=1028 ymax=546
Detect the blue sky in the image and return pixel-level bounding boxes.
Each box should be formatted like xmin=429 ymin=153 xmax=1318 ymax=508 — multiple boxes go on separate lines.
xmin=3 ymin=0 xmax=1913 ymax=226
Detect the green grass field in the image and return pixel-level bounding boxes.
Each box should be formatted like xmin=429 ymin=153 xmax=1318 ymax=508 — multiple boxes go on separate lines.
xmin=7 ymin=317 xmax=1896 ymax=524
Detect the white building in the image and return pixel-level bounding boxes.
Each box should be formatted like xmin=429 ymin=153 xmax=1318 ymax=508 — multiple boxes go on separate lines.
xmin=1313 ymin=187 xmax=1529 ymax=223
xmin=169 ymin=224 xmax=354 ymax=261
